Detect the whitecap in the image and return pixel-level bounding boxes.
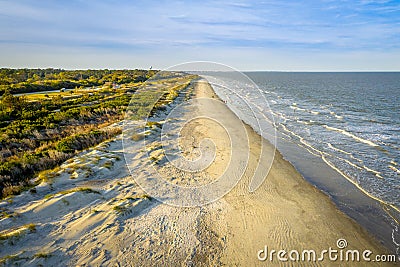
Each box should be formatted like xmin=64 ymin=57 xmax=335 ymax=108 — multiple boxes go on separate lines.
xmin=324 ymin=125 xmax=379 ymax=147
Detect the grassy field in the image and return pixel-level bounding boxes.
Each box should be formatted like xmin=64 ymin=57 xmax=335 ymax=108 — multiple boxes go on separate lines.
xmin=23 ymin=90 xmax=92 ymax=100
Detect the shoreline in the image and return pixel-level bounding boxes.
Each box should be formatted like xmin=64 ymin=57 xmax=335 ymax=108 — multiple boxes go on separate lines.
xmin=193 ymin=79 xmax=396 ymax=265
xmin=209 ymin=77 xmax=399 ymax=255
xmin=272 ymin=130 xmax=399 ymax=253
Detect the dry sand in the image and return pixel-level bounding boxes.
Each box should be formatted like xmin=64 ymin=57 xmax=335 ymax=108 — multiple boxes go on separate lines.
xmin=0 ymin=80 xmax=396 ymax=266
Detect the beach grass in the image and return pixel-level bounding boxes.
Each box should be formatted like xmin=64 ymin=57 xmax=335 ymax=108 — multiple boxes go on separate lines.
xmin=44 ymin=187 xmax=100 ymax=199
xmin=0 ymin=223 xmax=36 ymax=241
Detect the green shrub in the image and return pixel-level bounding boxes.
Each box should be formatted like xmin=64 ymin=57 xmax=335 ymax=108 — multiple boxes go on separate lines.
xmin=131 ymin=133 xmax=145 ymax=141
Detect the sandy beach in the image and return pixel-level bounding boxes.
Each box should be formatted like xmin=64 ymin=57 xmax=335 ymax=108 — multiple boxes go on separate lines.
xmin=0 ymin=79 xmax=396 ymax=266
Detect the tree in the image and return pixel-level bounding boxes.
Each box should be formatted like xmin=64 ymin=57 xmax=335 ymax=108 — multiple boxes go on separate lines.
xmin=0 ymin=89 xmax=27 ymax=114
xmin=1 ymin=89 xmax=15 ymax=110
xmin=52 ymin=95 xmax=63 ymax=105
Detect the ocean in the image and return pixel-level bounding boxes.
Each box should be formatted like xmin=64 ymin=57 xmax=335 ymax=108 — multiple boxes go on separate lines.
xmin=202 ymin=72 xmax=399 ymax=250
xmin=248 ymin=72 xmax=399 ymax=207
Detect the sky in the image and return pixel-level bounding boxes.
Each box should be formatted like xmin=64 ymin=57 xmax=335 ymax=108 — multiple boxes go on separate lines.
xmin=0 ymin=0 xmax=400 ymax=71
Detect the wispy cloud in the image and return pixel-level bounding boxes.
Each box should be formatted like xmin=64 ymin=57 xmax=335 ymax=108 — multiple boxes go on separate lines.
xmin=0 ymin=0 xmax=399 ymax=70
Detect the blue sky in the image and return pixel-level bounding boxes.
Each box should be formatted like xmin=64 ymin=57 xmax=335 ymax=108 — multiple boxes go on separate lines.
xmin=0 ymin=0 xmax=399 ymax=70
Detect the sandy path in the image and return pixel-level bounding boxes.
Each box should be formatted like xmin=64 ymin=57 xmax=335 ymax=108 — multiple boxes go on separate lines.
xmin=0 ymin=80 xmax=396 ymax=266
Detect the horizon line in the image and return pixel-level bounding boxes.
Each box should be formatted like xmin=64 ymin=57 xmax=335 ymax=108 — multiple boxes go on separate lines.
xmin=1 ymin=66 xmax=399 ymax=73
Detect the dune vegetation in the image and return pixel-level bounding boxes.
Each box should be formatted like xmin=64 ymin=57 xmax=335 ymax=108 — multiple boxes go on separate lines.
xmin=0 ymin=68 xmax=156 ymax=95
xmin=0 ymin=68 xmax=196 ymax=199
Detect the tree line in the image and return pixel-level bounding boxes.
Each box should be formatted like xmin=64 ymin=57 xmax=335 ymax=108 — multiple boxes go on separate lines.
xmin=0 ymin=68 xmax=157 ymax=95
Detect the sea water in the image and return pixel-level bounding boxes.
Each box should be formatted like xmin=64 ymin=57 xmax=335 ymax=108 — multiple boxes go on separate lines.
xmin=247 ymin=72 xmax=399 ymax=210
